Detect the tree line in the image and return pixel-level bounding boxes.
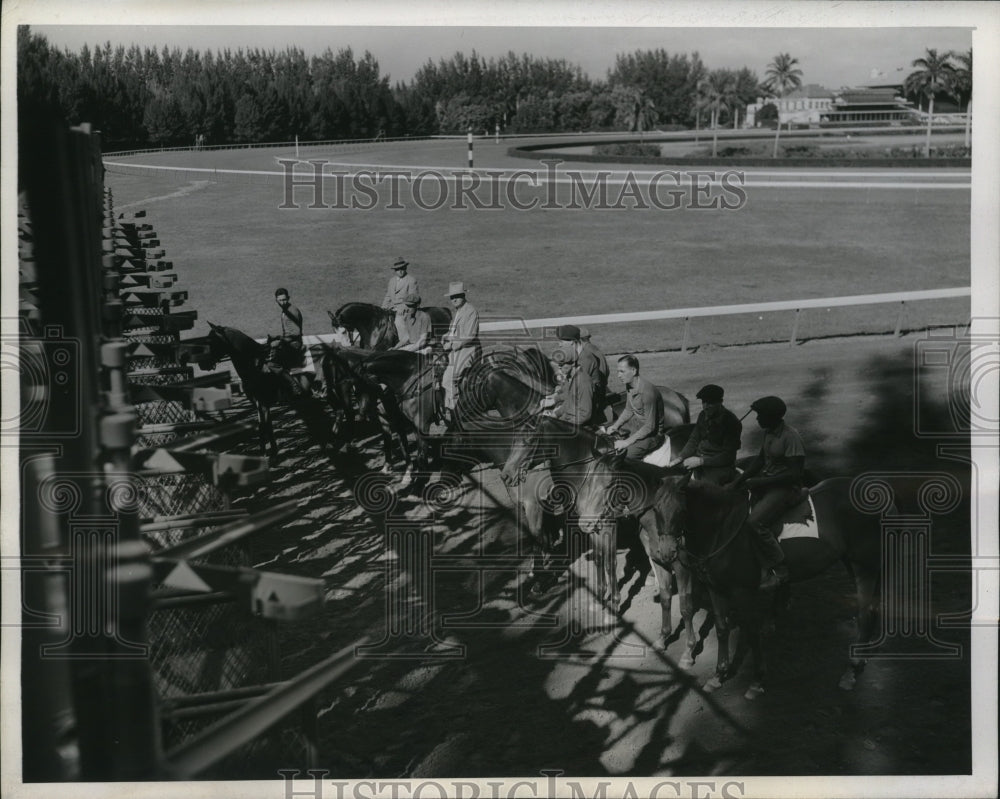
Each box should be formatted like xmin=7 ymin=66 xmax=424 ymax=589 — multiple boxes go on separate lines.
xmin=18 ymin=27 xmax=971 ymax=154
xmin=17 ymin=27 xmax=766 ymax=150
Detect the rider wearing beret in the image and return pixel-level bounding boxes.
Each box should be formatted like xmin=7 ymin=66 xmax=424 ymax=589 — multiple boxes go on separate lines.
xmin=671 ymin=384 xmax=742 ymax=485
xmin=726 ymin=395 xmax=805 ymax=590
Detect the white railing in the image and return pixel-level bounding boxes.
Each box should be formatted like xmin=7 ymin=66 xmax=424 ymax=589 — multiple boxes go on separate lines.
xmin=296 ymin=286 xmax=970 ymax=350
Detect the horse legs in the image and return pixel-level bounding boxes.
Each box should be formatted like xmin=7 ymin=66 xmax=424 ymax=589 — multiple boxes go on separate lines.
xmin=737 ymin=593 xmax=767 ymax=700
xmin=588 ymin=520 xmax=618 ymax=610
xmin=840 ymin=560 xmax=880 ymax=691
xmin=673 ymin=564 xmax=698 ymax=669
xmin=520 ymin=495 xmax=549 ymax=594
xmin=257 ymin=403 xmax=279 ymax=460
xmin=704 ymin=589 xmax=734 ymax=692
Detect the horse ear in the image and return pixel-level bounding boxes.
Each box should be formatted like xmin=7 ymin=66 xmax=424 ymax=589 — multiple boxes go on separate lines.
xmin=612 ymin=449 xmax=627 ymax=467
xmin=207 ymin=322 xmax=219 ymax=331
xmin=676 ymin=471 xmax=693 ymax=489
xmin=327 ymin=310 xmax=337 ymax=322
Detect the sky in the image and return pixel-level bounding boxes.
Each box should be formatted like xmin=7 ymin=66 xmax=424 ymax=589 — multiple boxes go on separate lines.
xmin=26 ymin=8 xmax=974 ymax=92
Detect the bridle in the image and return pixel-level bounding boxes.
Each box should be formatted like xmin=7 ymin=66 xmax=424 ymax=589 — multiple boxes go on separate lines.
xmin=503 ymin=420 xmax=608 ymax=487
xmin=675 ymin=492 xmax=750 ymax=575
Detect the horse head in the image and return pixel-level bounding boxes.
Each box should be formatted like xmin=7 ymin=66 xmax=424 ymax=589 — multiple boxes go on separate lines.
xmin=327 ymin=309 xmax=359 ymax=347
xmin=205 ymin=322 xmax=229 ymax=359
xmin=499 ymin=419 xmax=544 ymax=487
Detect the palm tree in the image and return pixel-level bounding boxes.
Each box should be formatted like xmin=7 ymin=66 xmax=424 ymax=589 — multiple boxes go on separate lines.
xmin=904 ymin=48 xmax=957 ymax=157
xmin=952 ymin=49 xmax=972 ymax=148
xmin=698 ymin=70 xmax=737 ymax=157
xmin=693 ymin=77 xmax=708 ymax=143
xmin=764 ymin=53 xmax=803 ymax=157
xmin=624 ymin=87 xmax=657 ymax=142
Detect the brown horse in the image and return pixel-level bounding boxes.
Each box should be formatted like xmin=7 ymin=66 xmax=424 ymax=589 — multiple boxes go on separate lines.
xmin=327 ymin=303 xmax=452 ymax=350
xmin=574 ymin=447 xmax=709 ymax=667
xmin=631 ymin=474 xmax=888 ymax=697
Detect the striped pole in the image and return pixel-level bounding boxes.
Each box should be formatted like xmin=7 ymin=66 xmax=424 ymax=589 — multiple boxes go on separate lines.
xmin=467 ymin=128 xmax=473 ymax=169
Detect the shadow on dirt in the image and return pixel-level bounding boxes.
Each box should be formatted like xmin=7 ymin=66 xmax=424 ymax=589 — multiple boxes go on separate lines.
xmin=201 ymin=342 xmax=974 ymax=778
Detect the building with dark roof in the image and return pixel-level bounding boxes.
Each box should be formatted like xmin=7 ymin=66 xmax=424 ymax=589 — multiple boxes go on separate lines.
xmin=820 ymin=87 xmax=919 ymax=124
xmin=745 ymin=83 xmax=921 ymax=127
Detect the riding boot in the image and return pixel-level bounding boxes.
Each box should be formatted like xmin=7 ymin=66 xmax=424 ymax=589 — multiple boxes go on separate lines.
xmin=752 ymin=522 xmax=789 ymax=590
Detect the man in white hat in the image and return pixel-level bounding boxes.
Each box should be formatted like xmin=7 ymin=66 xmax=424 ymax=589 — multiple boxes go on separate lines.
xmin=441 ymin=281 xmax=480 ymax=416
xmin=382 ymin=257 xmax=419 ymax=342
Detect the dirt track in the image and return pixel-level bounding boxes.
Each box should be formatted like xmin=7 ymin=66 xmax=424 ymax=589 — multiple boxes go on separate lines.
xmin=219 ymin=331 xmax=972 ymax=779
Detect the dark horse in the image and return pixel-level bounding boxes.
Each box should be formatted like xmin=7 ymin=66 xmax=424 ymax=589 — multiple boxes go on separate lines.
xmin=205 ymin=323 xmax=334 ymax=459
xmin=327 ymin=302 xmax=452 ymax=350
xmin=355 ymin=348 xmax=441 ymax=473
xmin=609 ymin=472 xmax=888 ymax=696
xmin=317 ymin=343 xmax=420 ymax=473
xmin=575 ymin=453 xmax=708 ymax=666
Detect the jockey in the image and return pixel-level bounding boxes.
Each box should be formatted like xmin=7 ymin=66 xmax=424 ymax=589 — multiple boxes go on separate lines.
xmin=382 ymin=257 xmax=419 ymax=343
xmin=555 ymin=324 xmax=607 ymax=425
xmin=670 ymin=384 xmax=742 ymax=485
xmin=266 ymin=287 xmax=306 ymax=398
xmin=538 ymin=341 xmax=596 ymax=426
xmin=599 ymin=355 xmax=665 ymax=458
xmin=441 ymin=281 xmax=481 ymax=419
xmin=726 ymin=395 xmax=805 ymax=590
xmin=579 ymin=327 xmax=610 ymax=397
xmin=392 ymin=293 xmax=432 ymax=354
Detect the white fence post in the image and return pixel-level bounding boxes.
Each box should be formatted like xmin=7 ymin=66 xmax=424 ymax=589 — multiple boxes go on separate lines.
xmin=790 ymin=308 xmax=801 ymax=346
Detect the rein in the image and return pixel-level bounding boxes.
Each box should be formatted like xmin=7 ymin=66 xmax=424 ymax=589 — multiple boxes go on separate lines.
xmin=398 ymin=358 xmax=439 ymax=401
xmin=677 ymin=498 xmax=750 ymax=574
xmin=371 ymin=310 xmax=394 ymax=349
xmin=324 ymin=345 xmax=378 ymax=391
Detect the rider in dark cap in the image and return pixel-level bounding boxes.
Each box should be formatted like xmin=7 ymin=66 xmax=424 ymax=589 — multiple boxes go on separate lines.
xmin=671 ymin=383 xmax=742 ymax=484
xmin=726 ymin=395 xmax=804 ymax=590
xmin=556 ymin=324 xmax=581 ymax=341
xmin=696 ymin=383 xmax=725 ymax=404
xmin=550 ymin=323 xmax=605 ymax=425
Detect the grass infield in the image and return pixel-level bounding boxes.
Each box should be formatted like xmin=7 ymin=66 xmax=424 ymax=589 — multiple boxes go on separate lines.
xmin=104 ymin=140 xmax=970 ymax=356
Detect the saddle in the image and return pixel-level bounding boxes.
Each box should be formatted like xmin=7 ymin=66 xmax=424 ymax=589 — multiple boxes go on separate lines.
xmin=753 ymin=486 xmax=813 ymax=537
xmin=268 ymin=337 xmax=306 ymax=371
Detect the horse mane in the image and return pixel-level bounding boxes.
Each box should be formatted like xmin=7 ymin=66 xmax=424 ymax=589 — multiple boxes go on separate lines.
xmin=680 ymin=479 xmax=747 ymax=534
xmin=333 ymin=302 xmax=384 ymax=324
xmin=488 ymin=368 xmax=545 ymax=402
xmin=211 ymin=324 xmax=266 ymax=358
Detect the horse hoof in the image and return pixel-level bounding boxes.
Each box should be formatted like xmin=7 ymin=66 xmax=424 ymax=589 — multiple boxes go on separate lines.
xmin=703 ymin=676 xmax=723 ymax=693
xmin=679 ymin=654 xmax=695 ymax=670
xmin=744 ymin=683 xmax=765 ymax=700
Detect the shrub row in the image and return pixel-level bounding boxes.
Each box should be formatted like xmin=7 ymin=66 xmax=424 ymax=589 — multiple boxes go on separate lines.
xmin=592 ymin=142 xmax=663 ymax=158
xmin=511 ymin=136 xmax=971 ymax=168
